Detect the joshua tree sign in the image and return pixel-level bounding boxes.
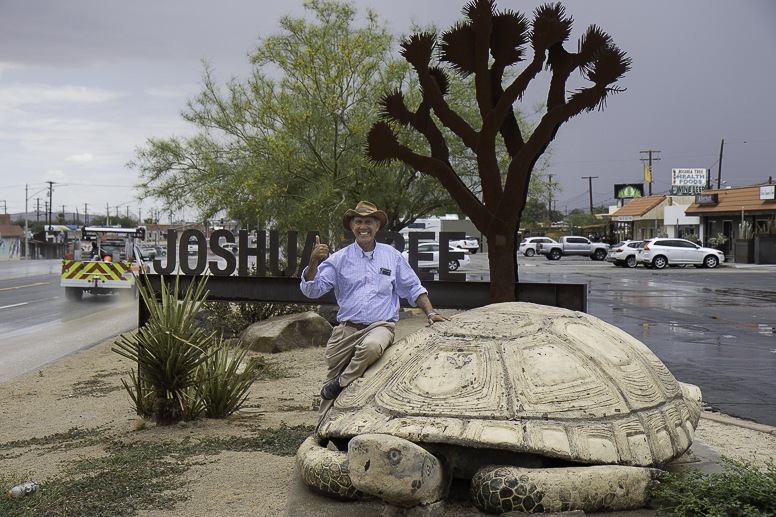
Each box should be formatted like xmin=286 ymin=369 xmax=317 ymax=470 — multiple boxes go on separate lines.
xmin=366 ymin=0 xmax=631 ymax=302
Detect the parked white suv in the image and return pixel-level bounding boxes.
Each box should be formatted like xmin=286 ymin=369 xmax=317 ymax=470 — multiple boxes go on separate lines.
xmin=606 ymin=240 xmax=642 ymax=268
xmin=518 ymin=236 xmax=557 ymax=257
xmin=636 ymin=238 xmax=725 ymax=269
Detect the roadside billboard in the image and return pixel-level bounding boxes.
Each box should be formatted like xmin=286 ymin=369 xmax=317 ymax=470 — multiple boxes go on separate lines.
xmin=672 ymin=169 xmax=707 ymax=195
xmin=614 ymin=183 xmax=644 ymax=199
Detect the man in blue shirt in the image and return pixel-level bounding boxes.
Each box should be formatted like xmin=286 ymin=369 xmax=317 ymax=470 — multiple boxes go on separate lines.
xmin=300 ymin=201 xmax=450 ymax=422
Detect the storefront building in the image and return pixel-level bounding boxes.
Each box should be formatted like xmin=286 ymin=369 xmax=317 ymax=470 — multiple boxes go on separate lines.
xmin=610 ymin=196 xmax=697 ymax=242
xmin=685 ymin=184 xmax=776 ymax=262
xmin=0 ymin=214 xmax=24 ymax=259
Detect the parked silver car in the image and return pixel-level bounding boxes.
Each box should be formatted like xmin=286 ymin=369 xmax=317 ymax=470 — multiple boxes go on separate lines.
xmin=518 ymin=236 xmax=557 ymax=257
xmin=636 ymin=238 xmax=724 ymax=269
xmin=606 ymin=240 xmax=642 ymax=268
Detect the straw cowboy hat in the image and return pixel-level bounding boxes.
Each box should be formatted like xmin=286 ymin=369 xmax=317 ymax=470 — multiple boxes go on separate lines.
xmin=342 ymin=201 xmax=388 ymax=231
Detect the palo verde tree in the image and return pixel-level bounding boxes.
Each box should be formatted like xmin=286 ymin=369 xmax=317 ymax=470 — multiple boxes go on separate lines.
xmin=130 ymin=0 xmax=456 ymax=242
xmin=366 ymin=0 xmax=630 ymax=302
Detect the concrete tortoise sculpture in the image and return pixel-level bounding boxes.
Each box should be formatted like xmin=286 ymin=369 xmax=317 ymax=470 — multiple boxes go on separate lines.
xmin=297 ymin=302 xmax=702 ymax=514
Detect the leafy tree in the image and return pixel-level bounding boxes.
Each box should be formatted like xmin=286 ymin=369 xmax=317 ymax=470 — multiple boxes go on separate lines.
xmin=566 ymin=206 xmax=608 ymax=229
xmin=130 ymin=0 xmax=457 ymax=243
xmin=366 ymin=0 xmax=630 ymax=301
xmin=87 ymin=214 xmax=138 ymax=228
xmin=12 ymin=218 xmax=44 ymax=235
xmin=520 ymin=198 xmax=563 ymax=227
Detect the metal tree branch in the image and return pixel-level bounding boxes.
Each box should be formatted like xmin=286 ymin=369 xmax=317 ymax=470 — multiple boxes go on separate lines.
xmin=366 ymin=0 xmax=629 ymax=302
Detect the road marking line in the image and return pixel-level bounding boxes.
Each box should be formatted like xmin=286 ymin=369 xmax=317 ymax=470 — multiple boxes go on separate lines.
xmin=0 ymin=302 xmax=29 ymax=310
xmin=0 ymin=282 xmax=49 ymax=291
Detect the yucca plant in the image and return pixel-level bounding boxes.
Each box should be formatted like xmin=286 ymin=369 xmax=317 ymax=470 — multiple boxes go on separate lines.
xmin=196 ymin=341 xmax=260 ymax=419
xmin=114 ymin=274 xmax=215 ymax=425
xmin=120 ymin=369 xmax=155 ymax=419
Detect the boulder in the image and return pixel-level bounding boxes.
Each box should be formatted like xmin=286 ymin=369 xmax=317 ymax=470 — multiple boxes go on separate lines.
xmin=317 ymin=304 xmax=340 ymax=326
xmin=239 ymin=312 xmax=332 ymax=353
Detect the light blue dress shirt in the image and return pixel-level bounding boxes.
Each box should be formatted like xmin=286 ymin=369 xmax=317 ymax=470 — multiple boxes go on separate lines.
xmin=300 ymin=242 xmax=427 ymax=325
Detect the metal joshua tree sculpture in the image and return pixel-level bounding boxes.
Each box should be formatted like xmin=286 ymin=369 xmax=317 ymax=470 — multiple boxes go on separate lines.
xmin=366 ymin=0 xmax=631 ymax=302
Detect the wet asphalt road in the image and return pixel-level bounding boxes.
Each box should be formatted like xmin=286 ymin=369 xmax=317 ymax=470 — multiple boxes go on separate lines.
xmin=505 ymin=254 xmax=776 ymax=427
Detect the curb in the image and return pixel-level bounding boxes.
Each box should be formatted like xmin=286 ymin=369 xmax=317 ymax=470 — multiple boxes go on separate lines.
xmin=700 ymin=411 xmax=776 ymax=436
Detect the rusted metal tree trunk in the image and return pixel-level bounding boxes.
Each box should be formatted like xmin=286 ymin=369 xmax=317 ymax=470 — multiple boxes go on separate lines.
xmin=366 ymin=0 xmax=630 ymax=302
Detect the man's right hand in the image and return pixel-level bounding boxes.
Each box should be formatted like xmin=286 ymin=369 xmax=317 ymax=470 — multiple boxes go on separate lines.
xmin=311 ymin=235 xmax=329 ymax=263
xmin=306 ymin=235 xmax=329 ymax=280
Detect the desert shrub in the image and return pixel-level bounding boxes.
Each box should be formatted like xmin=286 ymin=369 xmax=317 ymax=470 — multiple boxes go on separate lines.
xmin=654 ymin=455 xmax=776 ymax=516
xmin=708 ymin=233 xmax=729 ymax=249
xmin=202 ymin=300 xmax=312 ymax=337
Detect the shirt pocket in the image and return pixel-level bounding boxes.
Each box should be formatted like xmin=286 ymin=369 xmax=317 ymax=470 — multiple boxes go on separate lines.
xmin=375 ymin=271 xmax=394 ymax=295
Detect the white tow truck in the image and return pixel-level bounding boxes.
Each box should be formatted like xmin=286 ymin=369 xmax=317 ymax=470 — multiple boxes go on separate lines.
xmin=60 ymin=226 xmax=146 ymax=301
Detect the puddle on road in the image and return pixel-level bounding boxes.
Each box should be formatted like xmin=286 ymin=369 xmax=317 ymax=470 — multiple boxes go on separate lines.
xmin=700 ymin=287 xmax=776 ymax=304
xmin=614 ymin=318 xmax=775 ymax=343
xmin=633 ymin=321 xmax=712 ymax=339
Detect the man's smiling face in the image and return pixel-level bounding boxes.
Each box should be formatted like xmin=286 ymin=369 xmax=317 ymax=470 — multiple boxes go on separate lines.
xmin=351 ymin=216 xmax=380 ymax=250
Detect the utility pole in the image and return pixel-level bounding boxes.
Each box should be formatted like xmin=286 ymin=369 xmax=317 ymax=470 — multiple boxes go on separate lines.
xmin=0 ymin=200 xmax=6 ymax=214
xmin=547 ymin=174 xmax=555 ymax=226
xmin=106 ymin=203 xmax=110 ymax=226
xmin=36 ymin=198 xmax=40 ymax=221
xmin=46 ymin=181 xmax=54 ymax=229
xmin=717 ymin=139 xmax=724 ymax=189
xmin=640 ymin=151 xmax=661 ymax=196
xmin=84 ymin=203 xmax=88 ymax=224
xmin=582 ymin=176 xmax=598 ymax=214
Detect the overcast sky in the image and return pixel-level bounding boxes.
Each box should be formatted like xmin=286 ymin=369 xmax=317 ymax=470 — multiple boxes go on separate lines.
xmin=1 ymin=0 xmax=774 ymax=223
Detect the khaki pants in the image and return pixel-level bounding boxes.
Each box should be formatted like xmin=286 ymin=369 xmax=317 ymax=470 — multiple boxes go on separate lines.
xmin=317 ymin=322 xmax=395 ymax=423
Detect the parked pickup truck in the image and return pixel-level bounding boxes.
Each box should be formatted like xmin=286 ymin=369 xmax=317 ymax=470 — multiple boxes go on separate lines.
xmin=537 ymin=236 xmax=609 ymax=261
xmin=448 ymin=237 xmax=480 ymax=254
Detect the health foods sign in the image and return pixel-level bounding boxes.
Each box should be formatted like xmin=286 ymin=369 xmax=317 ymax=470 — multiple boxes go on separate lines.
xmin=672 ymin=169 xmax=707 ymax=195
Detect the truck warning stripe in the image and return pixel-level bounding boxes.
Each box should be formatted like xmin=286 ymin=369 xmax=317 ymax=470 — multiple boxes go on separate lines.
xmin=61 ymin=260 xmax=133 ymax=282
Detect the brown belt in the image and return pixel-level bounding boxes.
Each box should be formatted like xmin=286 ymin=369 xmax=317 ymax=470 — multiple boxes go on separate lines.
xmin=341 ymin=321 xmax=369 ymax=331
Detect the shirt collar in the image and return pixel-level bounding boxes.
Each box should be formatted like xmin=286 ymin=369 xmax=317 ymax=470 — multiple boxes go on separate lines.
xmin=351 ymin=241 xmax=379 ymax=259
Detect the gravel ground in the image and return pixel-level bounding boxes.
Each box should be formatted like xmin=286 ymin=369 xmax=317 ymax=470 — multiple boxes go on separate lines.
xmin=1 ymin=312 xmax=775 ymax=517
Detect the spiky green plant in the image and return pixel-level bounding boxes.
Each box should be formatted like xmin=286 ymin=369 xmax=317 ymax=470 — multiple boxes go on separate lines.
xmin=195 ymin=342 xmax=260 ymax=419
xmin=739 ymin=220 xmax=755 ymax=240
xmin=120 ymin=369 xmax=156 ymax=419
xmin=113 ymin=275 xmax=215 ymax=425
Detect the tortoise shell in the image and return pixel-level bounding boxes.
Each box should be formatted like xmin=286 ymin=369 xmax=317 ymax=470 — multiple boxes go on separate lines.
xmin=318 ymin=302 xmax=701 ymax=467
